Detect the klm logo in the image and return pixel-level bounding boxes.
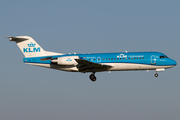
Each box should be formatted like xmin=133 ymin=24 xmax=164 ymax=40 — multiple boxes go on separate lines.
xmin=28 ymin=42 xmax=36 ymax=47
xmin=117 ymin=54 xmax=127 ymax=58
xmin=66 ymin=58 xmax=72 ymax=62
xmin=23 ymin=42 xmax=41 ymax=53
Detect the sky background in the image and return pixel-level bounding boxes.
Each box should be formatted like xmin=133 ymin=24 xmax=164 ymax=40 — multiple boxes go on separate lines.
xmin=0 ymin=0 xmax=180 ymax=120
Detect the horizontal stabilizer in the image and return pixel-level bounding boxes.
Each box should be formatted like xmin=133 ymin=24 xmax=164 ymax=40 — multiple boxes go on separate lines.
xmin=6 ymin=36 xmax=28 ymax=41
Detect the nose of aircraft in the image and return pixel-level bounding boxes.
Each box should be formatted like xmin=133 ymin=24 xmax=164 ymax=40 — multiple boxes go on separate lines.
xmin=171 ymin=59 xmax=177 ymax=66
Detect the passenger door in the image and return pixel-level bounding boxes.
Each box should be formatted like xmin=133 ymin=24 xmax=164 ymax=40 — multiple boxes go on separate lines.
xmin=151 ymin=55 xmax=156 ymax=64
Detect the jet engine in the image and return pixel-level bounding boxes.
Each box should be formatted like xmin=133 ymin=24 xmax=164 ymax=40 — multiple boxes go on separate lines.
xmin=51 ymin=56 xmax=79 ymax=65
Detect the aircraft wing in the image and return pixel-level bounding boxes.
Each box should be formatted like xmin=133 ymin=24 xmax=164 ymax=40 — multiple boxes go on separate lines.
xmin=75 ymin=59 xmax=112 ymax=72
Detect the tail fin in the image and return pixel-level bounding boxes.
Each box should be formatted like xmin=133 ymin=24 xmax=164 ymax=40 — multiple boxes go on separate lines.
xmin=6 ymin=36 xmax=47 ymax=57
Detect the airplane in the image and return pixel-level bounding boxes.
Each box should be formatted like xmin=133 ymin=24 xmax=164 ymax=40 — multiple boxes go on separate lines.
xmin=7 ymin=36 xmax=177 ymax=82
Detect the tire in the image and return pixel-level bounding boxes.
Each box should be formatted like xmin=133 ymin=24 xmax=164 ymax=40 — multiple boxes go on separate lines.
xmin=92 ymin=76 xmax=96 ymax=82
xmin=155 ymin=73 xmax=158 ymax=77
xmin=89 ymin=74 xmax=96 ymax=82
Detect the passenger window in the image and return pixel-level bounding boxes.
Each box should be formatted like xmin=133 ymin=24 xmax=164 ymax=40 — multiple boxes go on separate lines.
xmin=111 ymin=58 xmax=113 ymax=60
xmin=102 ymin=58 xmax=104 ymax=61
xmin=105 ymin=58 xmax=107 ymax=60
xmin=114 ymin=58 xmax=116 ymax=60
xmin=117 ymin=58 xmax=119 ymax=60
xmin=108 ymin=58 xmax=110 ymax=60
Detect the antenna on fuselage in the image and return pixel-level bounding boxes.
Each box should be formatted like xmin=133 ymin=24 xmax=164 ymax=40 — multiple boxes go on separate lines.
xmin=125 ymin=50 xmax=128 ymax=53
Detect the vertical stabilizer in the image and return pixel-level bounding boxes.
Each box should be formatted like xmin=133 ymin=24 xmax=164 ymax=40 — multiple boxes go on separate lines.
xmin=6 ymin=36 xmax=47 ymax=57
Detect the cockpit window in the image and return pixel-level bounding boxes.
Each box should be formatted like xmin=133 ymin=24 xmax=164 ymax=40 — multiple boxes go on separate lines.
xmin=160 ymin=55 xmax=168 ymax=59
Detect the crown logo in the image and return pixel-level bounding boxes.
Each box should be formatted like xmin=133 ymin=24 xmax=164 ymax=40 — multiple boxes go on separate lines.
xmin=27 ymin=42 xmax=36 ymax=47
xmin=66 ymin=58 xmax=72 ymax=62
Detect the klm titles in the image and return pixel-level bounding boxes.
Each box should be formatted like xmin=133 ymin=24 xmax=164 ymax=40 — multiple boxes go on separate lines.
xmin=23 ymin=42 xmax=40 ymax=53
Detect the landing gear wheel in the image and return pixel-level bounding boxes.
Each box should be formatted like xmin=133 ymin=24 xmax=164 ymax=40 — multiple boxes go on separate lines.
xmin=155 ymin=73 xmax=158 ymax=77
xmin=91 ymin=76 xmax=96 ymax=82
xmin=89 ymin=74 xmax=96 ymax=82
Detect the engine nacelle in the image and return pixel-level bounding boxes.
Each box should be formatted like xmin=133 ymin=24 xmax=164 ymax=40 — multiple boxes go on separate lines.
xmin=51 ymin=56 xmax=79 ymax=65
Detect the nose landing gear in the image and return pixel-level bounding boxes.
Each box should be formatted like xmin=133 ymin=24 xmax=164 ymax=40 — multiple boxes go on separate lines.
xmin=154 ymin=72 xmax=158 ymax=77
xmin=89 ymin=72 xmax=96 ymax=82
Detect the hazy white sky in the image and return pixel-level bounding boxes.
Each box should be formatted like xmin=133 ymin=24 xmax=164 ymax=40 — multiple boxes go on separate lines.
xmin=0 ymin=1 xmax=180 ymax=120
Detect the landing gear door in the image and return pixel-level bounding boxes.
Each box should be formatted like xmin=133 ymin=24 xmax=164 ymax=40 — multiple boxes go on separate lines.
xmin=151 ymin=55 xmax=156 ymax=64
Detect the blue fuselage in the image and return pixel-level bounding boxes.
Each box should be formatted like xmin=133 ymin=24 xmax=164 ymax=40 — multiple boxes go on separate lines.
xmin=24 ymin=52 xmax=177 ymax=67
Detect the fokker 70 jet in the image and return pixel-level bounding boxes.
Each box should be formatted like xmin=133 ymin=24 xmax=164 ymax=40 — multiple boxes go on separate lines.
xmin=7 ymin=36 xmax=177 ymax=82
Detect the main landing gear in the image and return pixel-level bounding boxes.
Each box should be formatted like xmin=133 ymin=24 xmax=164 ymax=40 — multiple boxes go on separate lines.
xmin=89 ymin=72 xmax=96 ymax=82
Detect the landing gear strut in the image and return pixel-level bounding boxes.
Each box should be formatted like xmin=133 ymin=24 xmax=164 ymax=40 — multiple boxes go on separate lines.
xmin=154 ymin=72 xmax=158 ymax=77
xmin=89 ymin=72 xmax=96 ymax=82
